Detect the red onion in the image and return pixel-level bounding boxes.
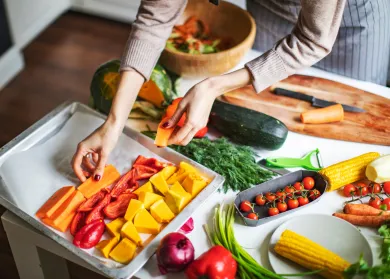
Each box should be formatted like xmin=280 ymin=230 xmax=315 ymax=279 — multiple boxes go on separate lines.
xmin=156 ymin=232 xmax=195 ymax=274
xmin=178 ymin=218 xmax=194 ymax=234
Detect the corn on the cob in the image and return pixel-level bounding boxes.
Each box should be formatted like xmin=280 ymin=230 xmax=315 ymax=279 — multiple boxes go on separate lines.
xmin=274 ymin=230 xmax=350 ymax=279
xmin=319 ymin=152 xmax=380 ymax=191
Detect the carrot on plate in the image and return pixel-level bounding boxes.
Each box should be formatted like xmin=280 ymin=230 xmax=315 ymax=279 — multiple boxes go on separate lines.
xmin=300 ymin=104 xmax=344 ymax=124
xmin=333 ymin=212 xmax=390 ymax=227
xmin=36 ymin=186 xmax=75 ymax=219
xmin=343 ymin=203 xmax=390 ymax=216
xmin=78 ymin=165 xmax=120 ymax=198
xmin=48 ymin=190 xmax=86 ymax=227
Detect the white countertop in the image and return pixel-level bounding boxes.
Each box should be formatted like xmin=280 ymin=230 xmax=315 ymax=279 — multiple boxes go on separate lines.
xmin=133 ymin=49 xmax=390 ymax=279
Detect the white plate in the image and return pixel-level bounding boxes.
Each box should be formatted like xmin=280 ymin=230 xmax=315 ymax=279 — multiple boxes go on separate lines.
xmin=268 ymin=214 xmax=373 ymax=279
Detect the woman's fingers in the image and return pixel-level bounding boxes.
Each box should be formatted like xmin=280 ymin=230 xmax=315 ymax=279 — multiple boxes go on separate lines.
xmin=164 ymin=100 xmax=186 ymax=128
xmin=180 ymin=127 xmax=199 ymax=146
xmin=93 ymin=152 xmax=108 ymax=181
xmin=82 ymin=155 xmax=96 ymax=172
xmin=72 ymin=145 xmax=87 ymax=182
xmin=92 ymin=153 xmax=99 ymax=164
xmin=168 ymin=122 xmax=194 ymax=145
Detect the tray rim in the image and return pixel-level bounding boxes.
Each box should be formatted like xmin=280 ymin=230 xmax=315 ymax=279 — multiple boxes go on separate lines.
xmin=0 ymin=101 xmax=225 ymax=279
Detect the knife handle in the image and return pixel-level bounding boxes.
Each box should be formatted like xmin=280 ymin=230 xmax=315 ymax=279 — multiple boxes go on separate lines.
xmin=273 ymin=88 xmax=314 ymax=102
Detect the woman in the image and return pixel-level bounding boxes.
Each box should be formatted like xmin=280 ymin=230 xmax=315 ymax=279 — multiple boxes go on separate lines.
xmin=72 ymin=0 xmax=390 ymax=182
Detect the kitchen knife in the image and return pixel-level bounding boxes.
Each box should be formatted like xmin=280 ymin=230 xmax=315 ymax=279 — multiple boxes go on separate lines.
xmin=273 ymin=87 xmax=365 ymax=113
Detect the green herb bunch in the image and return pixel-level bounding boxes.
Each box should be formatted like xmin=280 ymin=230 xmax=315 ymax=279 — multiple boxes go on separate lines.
xmin=142 ymin=132 xmax=273 ymax=193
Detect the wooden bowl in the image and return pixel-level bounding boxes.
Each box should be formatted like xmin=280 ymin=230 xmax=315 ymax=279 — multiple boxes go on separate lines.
xmin=160 ymin=0 xmax=256 ymax=78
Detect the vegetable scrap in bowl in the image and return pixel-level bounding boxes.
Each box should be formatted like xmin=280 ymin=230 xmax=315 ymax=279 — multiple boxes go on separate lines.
xmin=166 ymin=16 xmax=232 ymax=54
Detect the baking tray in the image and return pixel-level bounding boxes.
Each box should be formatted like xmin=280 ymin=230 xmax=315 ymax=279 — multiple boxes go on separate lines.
xmin=0 ymin=101 xmax=225 ymax=279
xmin=234 ymin=171 xmax=327 ymax=227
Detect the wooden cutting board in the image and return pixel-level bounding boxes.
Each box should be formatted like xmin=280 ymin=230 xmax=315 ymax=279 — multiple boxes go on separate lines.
xmin=223 ymin=75 xmax=390 ymax=146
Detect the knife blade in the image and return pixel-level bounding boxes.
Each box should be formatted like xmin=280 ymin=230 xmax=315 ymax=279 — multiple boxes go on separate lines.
xmin=273 ymin=88 xmax=365 ymax=113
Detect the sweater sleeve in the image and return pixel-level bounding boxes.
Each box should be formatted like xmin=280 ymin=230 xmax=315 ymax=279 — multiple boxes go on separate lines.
xmin=245 ymin=0 xmax=346 ymax=93
xmin=120 ymin=0 xmax=187 ymax=80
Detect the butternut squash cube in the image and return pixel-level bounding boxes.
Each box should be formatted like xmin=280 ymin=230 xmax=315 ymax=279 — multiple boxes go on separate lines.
xmin=121 ymin=220 xmax=142 ymax=246
xmin=164 ymin=189 xmax=191 ymax=214
xmin=138 ymin=192 xmax=163 ymax=210
xmin=106 ymin=218 xmax=126 ymax=237
xmin=78 ymin=165 xmax=120 ymax=198
xmin=124 ymin=199 xmax=144 ymax=221
xmin=161 ymin=166 xmax=177 ymax=180
xmin=150 ymin=199 xmax=175 ymax=223
xmin=134 ymin=209 xmax=161 ymax=234
xmin=178 ymin=162 xmax=199 ymax=175
xmin=182 ymin=173 xmax=208 ymax=197
xmin=109 ymin=238 xmax=137 ymax=264
xmin=167 ymin=171 xmax=190 ymax=185
xmin=96 ymin=235 xmax=120 ymax=258
xmin=170 ymin=181 xmax=190 ymax=196
xmin=133 ymin=181 xmax=154 ymax=196
xmin=149 ymin=172 xmax=169 ymax=195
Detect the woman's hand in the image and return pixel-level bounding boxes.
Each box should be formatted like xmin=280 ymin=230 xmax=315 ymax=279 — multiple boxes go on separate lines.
xmin=72 ymin=69 xmax=144 ymax=182
xmin=165 ymin=68 xmax=252 ymax=146
xmin=72 ymin=120 xmax=122 ymax=182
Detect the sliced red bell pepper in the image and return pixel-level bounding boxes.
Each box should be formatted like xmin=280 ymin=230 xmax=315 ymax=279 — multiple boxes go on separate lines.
xmin=134 ymin=155 xmax=170 ymax=171
xmin=70 ymin=211 xmax=87 ymax=236
xmin=73 ymin=220 xmax=105 ymax=249
xmin=185 ymin=245 xmax=237 ymax=279
xmin=111 ymin=169 xmax=135 ymax=198
xmin=85 ymin=193 xmax=111 ymax=224
xmin=133 ymin=165 xmax=158 ymax=180
xmin=103 ymin=193 xmax=137 ymax=219
xmin=77 ymin=191 xmax=105 ymax=212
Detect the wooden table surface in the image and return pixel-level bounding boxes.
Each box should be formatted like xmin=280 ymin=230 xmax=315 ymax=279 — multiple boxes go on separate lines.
xmin=0 ymin=11 xmax=131 ymax=279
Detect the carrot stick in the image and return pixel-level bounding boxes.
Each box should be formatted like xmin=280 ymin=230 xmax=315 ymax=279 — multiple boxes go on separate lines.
xmin=333 ymin=212 xmax=390 ymax=227
xmin=344 ymin=203 xmax=390 ymax=216
xmin=300 ymin=104 xmax=344 ymax=124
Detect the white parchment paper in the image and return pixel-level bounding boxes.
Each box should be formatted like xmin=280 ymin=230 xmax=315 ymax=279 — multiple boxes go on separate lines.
xmin=0 ymin=111 xmax=167 ymax=266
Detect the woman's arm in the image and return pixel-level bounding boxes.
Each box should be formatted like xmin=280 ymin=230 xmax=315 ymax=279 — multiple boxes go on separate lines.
xmin=246 ymin=0 xmax=347 ymax=92
xmin=72 ymin=0 xmax=187 ymax=182
xmin=167 ymin=0 xmax=347 ymax=145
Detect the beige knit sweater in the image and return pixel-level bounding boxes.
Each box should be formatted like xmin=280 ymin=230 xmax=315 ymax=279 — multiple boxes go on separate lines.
xmin=120 ymin=0 xmax=346 ymax=93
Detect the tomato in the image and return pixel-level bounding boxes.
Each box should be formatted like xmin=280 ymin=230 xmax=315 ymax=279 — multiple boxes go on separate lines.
xmin=255 ymin=194 xmax=266 ymax=206
xmin=239 ymin=201 xmax=253 ymax=212
xmin=368 ymin=183 xmax=382 ymax=194
xmin=382 ymin=198 xmax=390 ymax=210
xmin=73 ymin=220 xmax=105 ymax=249
xmin=369 ymin=197 xmax=382 ymax=209
xmin=275 ymin=190 xmax=286 ymax=199
xmin=298 ymin=196 xmax=309 ymax=206
xmin=247 ymin=213 xmax=258 ymax=220
xmin=194 ymin=126 xmax=208 ymax=138
xmin=293 ymin=182 xmax=303 ymax=194
xmin=343 ymin=184 xmax=357 ymax=197
xmin=277 ymin=201 xmax=288 ymax=212
xmin=284 ymin=186 xmax=295 ymax=198
xmin=359 ymin=186 xmax=369 ymax=196
xmin=309 ymin=189 xmax=321 ymax=200
xmin=383 ymin=182 xmax=390 ymax=194
xmin=287 ymin=198 xmax=299 ymax=209
xmin=268 ymin=207 xmax=279 ymax=216
xmin=302 ymin=177 xmax=315 ymax=190
xmin=265 ymin=192 xmax=276 ymax=202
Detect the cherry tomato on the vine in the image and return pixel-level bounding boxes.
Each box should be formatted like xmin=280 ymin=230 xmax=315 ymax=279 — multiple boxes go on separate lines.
xmin=275 ymin=190 xmax=286 ymax=199
xmin=309 ymin=189 xmax=321 ymax=200
xmin=368 ymin=183 xmax=381 ymax=194
xmin=240 ymin=200 xmax=253 ymax=212
xmin=247 ymin=213 xmax=258 ymax=220
xmin=284 ymin=186 xmax=295 ymax=198
xmin=369 ymin=197 xmax=382 ymax=209
xmin=268 ymin=207 xmax=279 ymax=216
xmin=287 ymin=198 xmax=299 ymax=209
xmin=383 ymin=182 xmax=390 ymax=194
xmin=382 ymin=198 xmax=390 ymax=210
xmin=293 ymin=182 xmax=303 ymax=194
xmin=255 ymin=194 xmax=266 ymax=206
xmin=265 ymin=192 xmax=276 ymax=202
xmin=277 ymin=201 xmax=288 ymax=212
xmin=343 ymin=184 xmax=357 ymax=197
xmin=302 ymin=177 xmax=315 ymax=190
xmin=298 ymin=196 xmax=309 ymax=206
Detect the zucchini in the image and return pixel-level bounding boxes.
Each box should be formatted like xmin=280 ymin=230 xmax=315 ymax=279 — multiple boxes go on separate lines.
xmin=210 ymin=99 xmax=288 ymax=150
